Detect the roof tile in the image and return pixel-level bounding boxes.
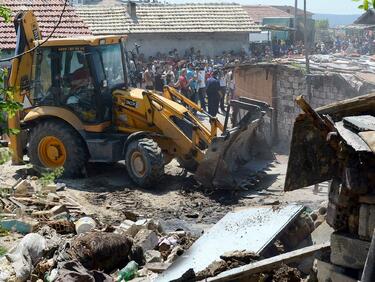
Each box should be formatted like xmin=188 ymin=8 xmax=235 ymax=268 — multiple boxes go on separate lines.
xmin=75 ymin=3 xmax=261 ymax=35
xmin=0 ymin=0 xmax=92 ymax=49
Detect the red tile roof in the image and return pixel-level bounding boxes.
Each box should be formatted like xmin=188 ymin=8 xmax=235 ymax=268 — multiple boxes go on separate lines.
xmin=242 ymin=5 xmax=292 ymax=24
xmin=0 ymin=0 xmax=91 ymax=49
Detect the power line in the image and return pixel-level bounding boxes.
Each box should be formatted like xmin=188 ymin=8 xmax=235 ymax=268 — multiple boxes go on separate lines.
xmin=0 ymin=0 xmax=68 ymax=63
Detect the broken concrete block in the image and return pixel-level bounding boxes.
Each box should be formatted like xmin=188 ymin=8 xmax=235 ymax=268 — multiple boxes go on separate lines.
xmin=166 ymin=246 xmax=184 ymax=263
xmin=13 ymin=180 xmax=33 ymax=196
xmin=145 ymin=262 xmax=171 ymax=273
xmin=359 ymin=204 xmax=375 ymax=240
xmin=135 ymin=219 xmax=162 ymax=233
xmin=42 ymin=183 xmax=57 ymax=193
xmin=134 ymin=229 xmax=159 ymax=253
xmin=316 ymin=259 xmax=357 ymax=282
xmin=145 ymin=250 xmax=162 ymax=263
xmin=0 ymin=218 xmax=39 ymax=234
xmin=116 ymin=219 xmax=141 ymax=237
xmin=330 ymin=232 xmax=371 ymax=269
xmin=47 ymin=193 xmax=60 ymax=202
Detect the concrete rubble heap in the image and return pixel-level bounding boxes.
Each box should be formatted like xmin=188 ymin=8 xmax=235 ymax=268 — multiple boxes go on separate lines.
xmin=286 ymin=93 xmax=375 ymax=281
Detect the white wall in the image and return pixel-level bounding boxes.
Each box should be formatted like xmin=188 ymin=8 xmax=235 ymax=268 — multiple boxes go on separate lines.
xmin=126 ymin=32 xmax=250 ymax=58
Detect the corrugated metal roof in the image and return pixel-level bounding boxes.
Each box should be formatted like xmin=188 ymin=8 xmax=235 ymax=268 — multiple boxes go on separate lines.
xmin=75 ymin=3 xmax=261 ymax=34
xmin=0 ymin=0 xmax=92 ymax=49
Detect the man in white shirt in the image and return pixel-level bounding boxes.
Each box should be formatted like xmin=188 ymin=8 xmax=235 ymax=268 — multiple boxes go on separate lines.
xmin=219 ymin=70 xmax=227 ymax=113
xmin=197 ymin=67 xmax=206 ymax=111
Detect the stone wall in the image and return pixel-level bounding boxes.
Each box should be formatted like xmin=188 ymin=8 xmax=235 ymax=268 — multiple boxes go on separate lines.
xmin=275 ymin=67 xmax=375 ymax=144
xmin=234 ymin=64 xmax=375 ymax=146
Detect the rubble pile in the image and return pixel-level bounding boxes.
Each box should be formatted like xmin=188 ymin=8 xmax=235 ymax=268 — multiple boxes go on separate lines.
xmin=0 ymin=176 xmax=329 ymax=282
xmin=0 ymin=178 xmax=200 ymax=281
xmin=286 ymin=94 xmax=375 ymax=281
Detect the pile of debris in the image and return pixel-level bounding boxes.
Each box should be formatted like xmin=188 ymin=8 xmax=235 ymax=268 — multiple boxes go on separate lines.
xmin=286 ymin=93 xmax=375 ymax=281
xmin=0 ymin=173 xmax=332 ymax=282
xmin=0 ymin=177 xmax=199 ymax=281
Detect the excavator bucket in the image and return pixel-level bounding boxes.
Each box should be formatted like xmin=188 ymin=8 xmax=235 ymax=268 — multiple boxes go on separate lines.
xmin=195 ymin=98 xmax=275 ymax=189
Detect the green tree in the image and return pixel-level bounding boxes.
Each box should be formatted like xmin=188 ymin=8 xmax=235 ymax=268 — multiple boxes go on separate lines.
xmin=354 ymin=0 xmax=375 ymax=10
xmin=0 ymin=6 xmax=22 ymax=136
xmin=315 ymin=19 xmax=329 ymax=29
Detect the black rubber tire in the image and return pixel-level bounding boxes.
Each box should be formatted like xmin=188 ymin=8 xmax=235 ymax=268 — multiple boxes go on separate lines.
xmin=125 ymin=138 xmax=164 ymax=188
xmin=28 ymin=119 xmax=88 ymax=178
xmin=177 ymin=157 xmax=199 ymax=172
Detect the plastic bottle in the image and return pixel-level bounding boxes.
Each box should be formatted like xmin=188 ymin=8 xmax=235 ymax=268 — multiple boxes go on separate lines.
xmin=117 ymin=261 xmax=138 ymax=282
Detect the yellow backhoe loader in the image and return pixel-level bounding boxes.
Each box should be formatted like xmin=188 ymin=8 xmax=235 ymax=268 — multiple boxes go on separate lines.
xmin=7 ymin=10 xmax=273 ymax=189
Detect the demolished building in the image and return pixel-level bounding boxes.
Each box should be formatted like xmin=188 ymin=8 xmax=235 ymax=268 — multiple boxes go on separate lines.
xmin=234 ymin=55 xmax=375 ymax=145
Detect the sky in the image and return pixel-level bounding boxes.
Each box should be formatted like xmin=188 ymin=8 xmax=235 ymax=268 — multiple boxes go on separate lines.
xmin=169 ymin=0 xmax=362 ymax=15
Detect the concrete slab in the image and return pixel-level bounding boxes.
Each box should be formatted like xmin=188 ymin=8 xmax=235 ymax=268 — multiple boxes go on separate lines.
xmin=156 ymin=204 xmax=304 ymax=281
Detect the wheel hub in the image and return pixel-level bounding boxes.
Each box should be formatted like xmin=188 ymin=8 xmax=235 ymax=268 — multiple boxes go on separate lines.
xmin=38 ymin=136 xmax=66 ymax=168
xmin=131 ymin=151 xmax=146 ymax=177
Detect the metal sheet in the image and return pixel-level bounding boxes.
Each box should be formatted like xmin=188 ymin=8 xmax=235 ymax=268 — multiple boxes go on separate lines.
xmin=156 ymin=204 xmax=304 ymax=281
xmin=343 ymin=115 xmax=375 ymax=132
xmin=336 ymin=121 xmax=371 ymax=152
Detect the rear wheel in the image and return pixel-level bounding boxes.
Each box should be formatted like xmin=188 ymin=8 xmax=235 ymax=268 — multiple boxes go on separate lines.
xmin=125 ymin=138 xmax=164 ymax=188
xmin=28 ymin=120 xmax=88 ymax=177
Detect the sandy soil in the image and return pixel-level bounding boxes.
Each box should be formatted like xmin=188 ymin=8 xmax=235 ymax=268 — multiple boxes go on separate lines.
xmin=0 ymin=154 xmax=328 ymax=229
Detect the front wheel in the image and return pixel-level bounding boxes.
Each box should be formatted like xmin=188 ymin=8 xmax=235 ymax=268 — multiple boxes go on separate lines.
xmin=125 ymin=138 xmax=164 ymax=188
xmin=28 ymin=119 xmax=88 ymax=178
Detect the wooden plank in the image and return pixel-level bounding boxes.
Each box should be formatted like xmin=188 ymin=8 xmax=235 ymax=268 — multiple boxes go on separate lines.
xmin=359 ymin=195 xmax=375 ymax=205
xmin=207 ymin=242 xmax=330 ymax=282
xmin=317 ymin=92 xmax=375 ymax=119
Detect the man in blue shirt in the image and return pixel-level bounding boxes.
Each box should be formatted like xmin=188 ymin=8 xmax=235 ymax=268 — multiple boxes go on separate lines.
xmin=206 ymin=71 xmax=221 ymax=117
xmin=186 ymin=63 xmax=197 ymax=103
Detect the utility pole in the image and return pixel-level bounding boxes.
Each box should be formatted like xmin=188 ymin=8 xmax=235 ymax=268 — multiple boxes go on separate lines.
xmin=294 ymin=0 xmax=298 ymax=43
xmin=304 ymin=0 xmax=310 ymax=74
xmin=304 ymin=0 xmax=311 ymax=100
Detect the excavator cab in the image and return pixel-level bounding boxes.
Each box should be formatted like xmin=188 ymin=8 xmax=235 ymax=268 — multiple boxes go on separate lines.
xmin=30 ymin=38 xmax=129 ymax=125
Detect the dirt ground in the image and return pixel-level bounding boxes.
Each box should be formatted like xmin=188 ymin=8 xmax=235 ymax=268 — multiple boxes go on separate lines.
xmin=0 ymin=152 xmax=328 ymax=236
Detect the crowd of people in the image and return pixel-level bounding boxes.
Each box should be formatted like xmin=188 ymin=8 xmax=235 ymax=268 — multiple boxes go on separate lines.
xmin=315 ymin=34 xmax=375 ymax=55
xmin=134 ymin=32 xmax=375 ymax=117
xmin=137 ymin=49 xmax=237 ymax=117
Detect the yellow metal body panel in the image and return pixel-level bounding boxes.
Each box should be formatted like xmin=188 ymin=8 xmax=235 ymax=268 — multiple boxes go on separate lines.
xmin=113 ymin=88 xmax=216 ymax=162
xmin=8 ymin=11 xmax=42 ymax=164
xmin=34 ymin=35 xmax=127 ymax=47
xmin=23 ymin=106 xmax=84 ymax=131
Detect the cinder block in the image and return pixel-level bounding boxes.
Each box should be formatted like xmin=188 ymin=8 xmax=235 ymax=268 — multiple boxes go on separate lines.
xmin=358 ymin=204 xmax=375 ymax=240
xmin=330 ymin=232 xmax=370 ymax=269
xmin=316 ymin=259 xmax=357 ymax=282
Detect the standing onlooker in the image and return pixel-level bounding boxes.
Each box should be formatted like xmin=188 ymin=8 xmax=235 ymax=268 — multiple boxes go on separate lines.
xmin=226 ymin=69 xmax=235 ymax=101
xmin=186 ymin=64 xmax=196 ymax=103
xmin=175 ymin=68 xmax=190 ymax=97
xmin=206 ymin=71 xmax=221 ymax=117
xmin=219 ymin=71 xmax=227 ymax=113
xmin=143 ymin=65 xmax=154 ymax=90
xmin=165 ymin=65 xmax=175 ymax=86
xmin=197 ymin=66 xmax=206 ymax=111
xmin=154 ymin=66 xmax=164 ymax=92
